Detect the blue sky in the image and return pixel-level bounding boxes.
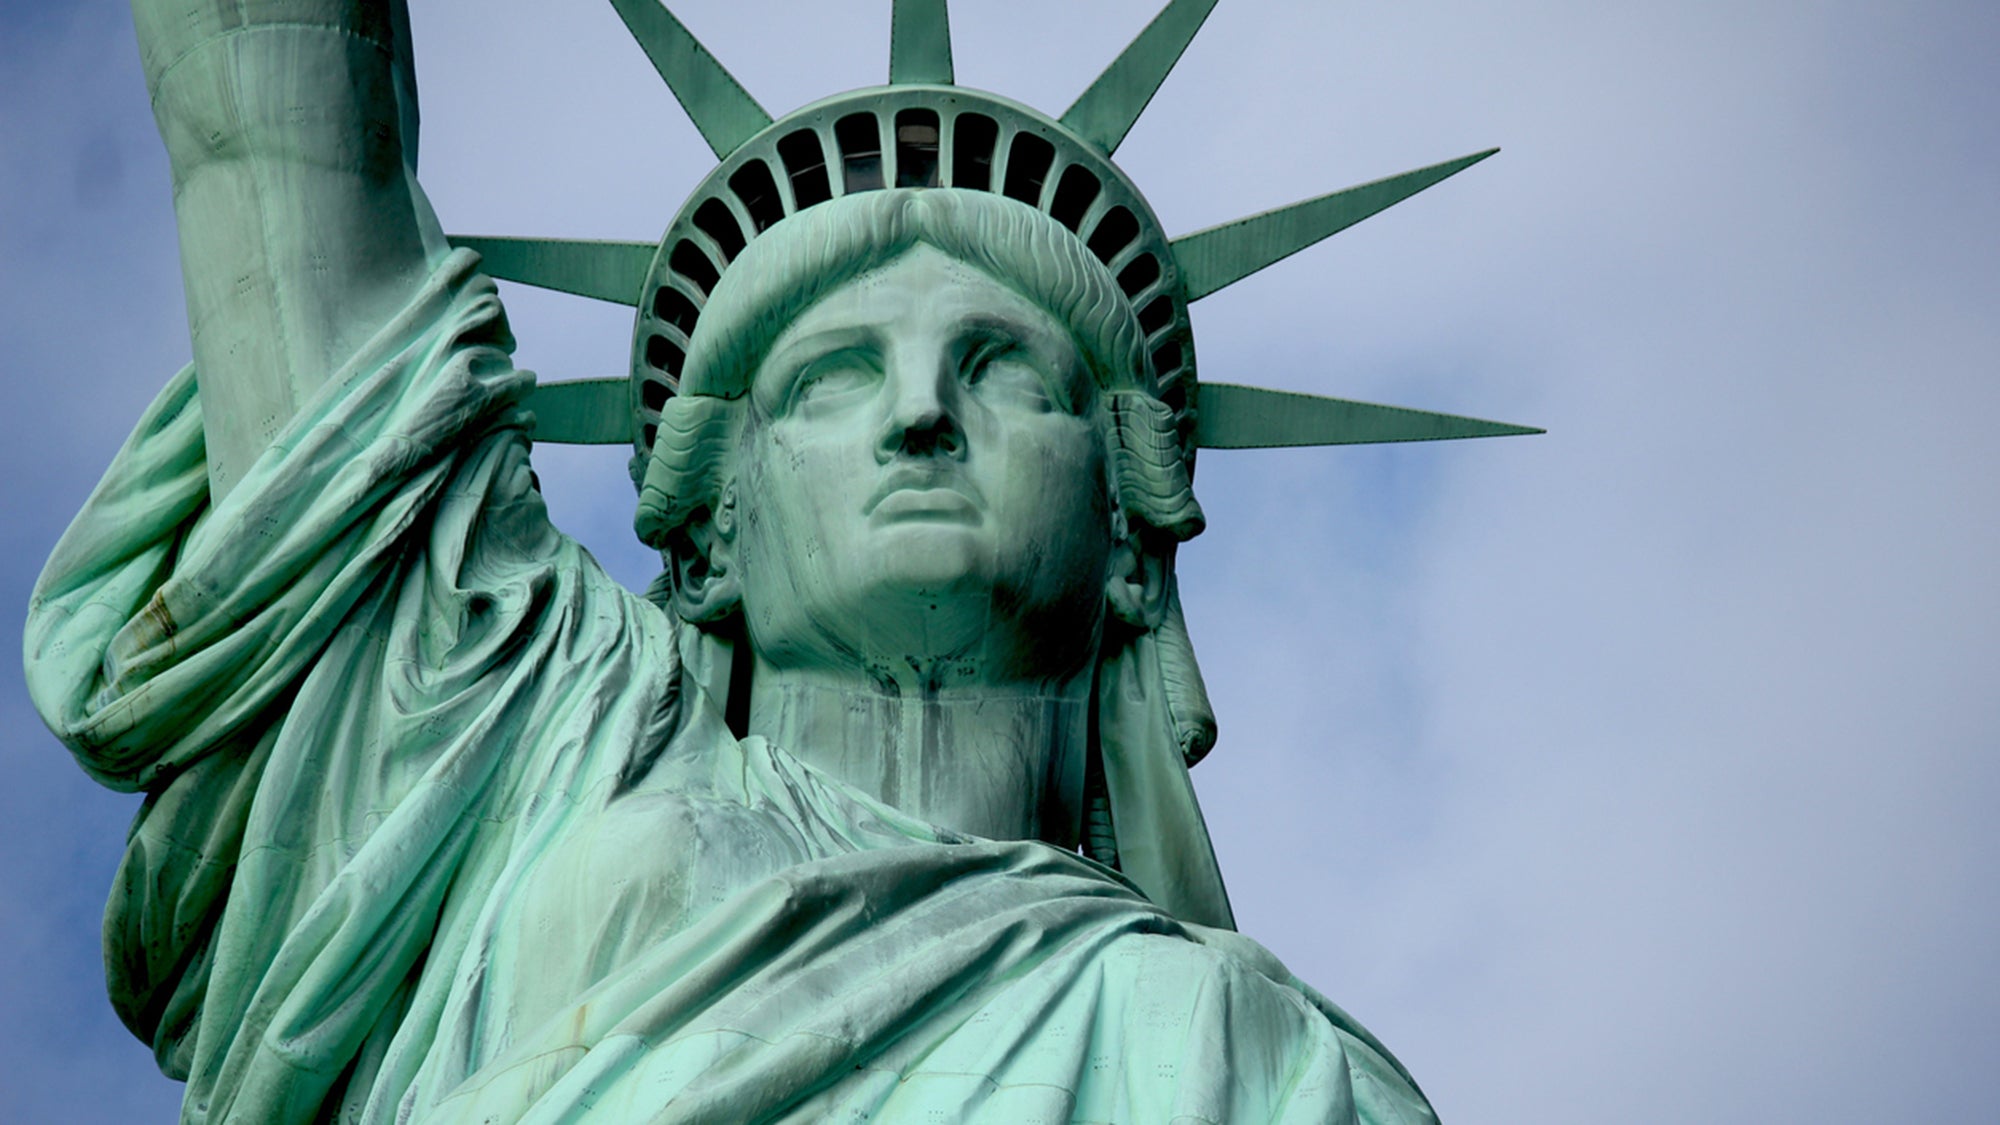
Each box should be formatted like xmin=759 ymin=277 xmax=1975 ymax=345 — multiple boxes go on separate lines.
xmin=4 ymin=1 xmax=1998 ymax=1120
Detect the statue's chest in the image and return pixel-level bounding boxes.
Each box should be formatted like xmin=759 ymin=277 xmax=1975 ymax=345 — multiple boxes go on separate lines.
xmin=494 ymin=785 xmax=816 ymax=1034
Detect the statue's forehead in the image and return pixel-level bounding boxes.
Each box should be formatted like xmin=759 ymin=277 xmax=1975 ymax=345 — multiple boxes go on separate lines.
xmin=770 ymin=245 xmax=1070 ymax=341
xmin=756 ymin=246 xmax=1088 ymax=372
xmin=684 ymin=197 xmax=1145 ymax=415
xmin=747 ymin=245 xmax=1086 ymax=410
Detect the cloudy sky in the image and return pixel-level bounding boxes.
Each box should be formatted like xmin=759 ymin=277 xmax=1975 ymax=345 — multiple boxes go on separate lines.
xmin=4 ymin=0 xmax=1996 ymax=1120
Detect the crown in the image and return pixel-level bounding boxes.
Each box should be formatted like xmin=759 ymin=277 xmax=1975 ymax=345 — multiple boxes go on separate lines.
xmin=448 ymin=0 xmax=1539 ymax=470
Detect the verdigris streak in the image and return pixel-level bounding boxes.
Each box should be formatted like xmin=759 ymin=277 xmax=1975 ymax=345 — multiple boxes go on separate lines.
xmin=27 ymin=1 xmax=1533 ymax=1120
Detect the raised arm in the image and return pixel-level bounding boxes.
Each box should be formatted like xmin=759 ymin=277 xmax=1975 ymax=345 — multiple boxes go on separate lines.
xmin=135 ymin=0 xmax=447 ymax=499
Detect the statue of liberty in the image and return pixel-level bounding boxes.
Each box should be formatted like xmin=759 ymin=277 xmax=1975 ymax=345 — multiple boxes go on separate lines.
xmin=26 ymin=1 xmax=1533 ymax=1120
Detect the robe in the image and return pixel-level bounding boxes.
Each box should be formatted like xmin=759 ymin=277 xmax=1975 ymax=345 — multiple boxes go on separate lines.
xmin=26 ymin=251 xmax=1437 ymax=1124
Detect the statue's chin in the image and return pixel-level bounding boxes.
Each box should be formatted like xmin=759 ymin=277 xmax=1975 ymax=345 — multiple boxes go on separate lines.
xmin=864 ymin=521 xmax=993 ymax=595
xmin=739 ymin=516 xmax=1107 ymax=688
xmin=750 ymin=576 xmax=1101 ymax=691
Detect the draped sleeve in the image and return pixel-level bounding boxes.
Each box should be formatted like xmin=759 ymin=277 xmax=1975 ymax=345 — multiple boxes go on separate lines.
xmin=25 ymin=250 xmax=685 ymax=1121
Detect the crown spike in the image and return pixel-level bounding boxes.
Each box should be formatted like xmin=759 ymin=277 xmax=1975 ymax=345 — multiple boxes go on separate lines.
xmin=1173 ymin=149 xmax=1497 ymax=301
xmin=1060 ymin=0 xmax=1218 ymax=154
xmin=523 ymin=378 xmax=635 ymax=444
xmin=447 ymin=236 xmax=655 ymax=305
xmin=517 ymin=377 xmax=1545 ymax=450
xmin=608 ymin=0 xmax=772 ymax=157
xmin=1194 ymin=382 xmax=1541 ymax=449
xmin=889 ymin=0 xmax=954 ymax=85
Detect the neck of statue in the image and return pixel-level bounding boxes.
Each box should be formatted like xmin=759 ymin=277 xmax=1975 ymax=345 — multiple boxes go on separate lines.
xmin=745 ymin=653 xmax=1091 ymax=846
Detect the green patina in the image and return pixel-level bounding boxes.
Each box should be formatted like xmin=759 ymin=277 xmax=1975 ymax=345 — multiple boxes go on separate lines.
xmin=27 ymin=1 xmax=1533 ymax=1121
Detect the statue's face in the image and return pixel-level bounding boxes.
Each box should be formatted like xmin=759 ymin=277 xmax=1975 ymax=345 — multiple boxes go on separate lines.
xmin=731 ymin=243 xmax=1115 ymax=684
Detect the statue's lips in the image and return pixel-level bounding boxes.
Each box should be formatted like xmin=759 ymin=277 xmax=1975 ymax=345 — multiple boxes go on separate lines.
xmin=865 ymin=470 xmax=983 ymax=524
xmin=868 ymin=487 xmax=980 ymax=524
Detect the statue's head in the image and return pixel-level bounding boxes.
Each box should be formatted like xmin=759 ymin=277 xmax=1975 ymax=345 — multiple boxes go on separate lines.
xmin=590 ymin=79 xmax=1239 ymax=916
xmin=471 ymin=3 xmax=1521 ymax=926
xmin=636 ymin=189 xmax=1201 ymax=687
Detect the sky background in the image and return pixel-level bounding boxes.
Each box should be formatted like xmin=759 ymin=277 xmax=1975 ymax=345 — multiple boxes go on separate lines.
xmin=4 ymin=0 xmax=1997 ymax=1121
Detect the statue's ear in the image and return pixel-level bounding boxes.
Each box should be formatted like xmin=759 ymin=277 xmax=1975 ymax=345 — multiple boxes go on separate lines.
xmin=1105 ymin=516 xmax=1169 ymax=631
xmin=666 ymin=485 xmax=741 ymax=624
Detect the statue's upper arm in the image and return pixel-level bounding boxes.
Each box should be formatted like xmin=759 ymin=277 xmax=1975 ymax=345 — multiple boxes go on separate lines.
xmin=136 ymin=0 xmax=446 ymax=500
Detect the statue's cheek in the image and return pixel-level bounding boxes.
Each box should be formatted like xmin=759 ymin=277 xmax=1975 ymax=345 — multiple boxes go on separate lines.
xmin=997 ymin=420 xmax=1110 ymax=529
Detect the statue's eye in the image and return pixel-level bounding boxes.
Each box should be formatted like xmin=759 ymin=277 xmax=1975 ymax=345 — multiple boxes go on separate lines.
xmin=788 ymin=348 xmax=879 ymax=412
xmin=965 ymin=340 xmax=1055 ymax=412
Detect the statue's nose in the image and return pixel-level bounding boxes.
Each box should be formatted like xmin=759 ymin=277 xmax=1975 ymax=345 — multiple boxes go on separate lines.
xmin=876 ymin=353 xmax=964 ymax=462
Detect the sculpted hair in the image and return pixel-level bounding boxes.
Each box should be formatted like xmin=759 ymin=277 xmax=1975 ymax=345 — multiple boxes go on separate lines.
xmin=633 ymin=189 xmax=1203 ymax=554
